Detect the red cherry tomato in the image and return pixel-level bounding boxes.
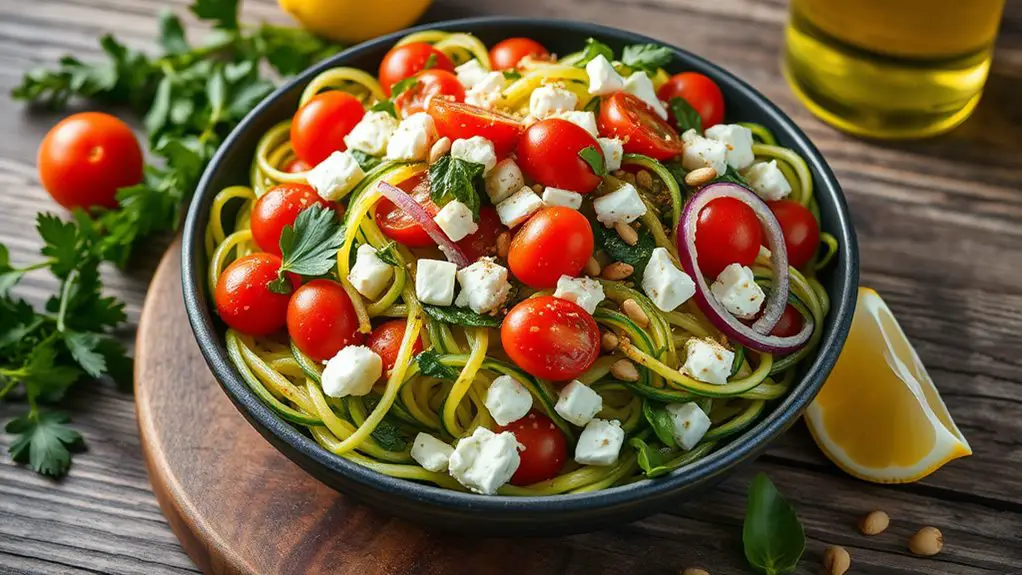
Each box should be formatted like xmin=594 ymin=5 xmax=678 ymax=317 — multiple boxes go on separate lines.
xmin=367 ymin=319 xmax=424 ymax=373
xmin=657 ymin=72 xmax=725 ymax=129
xmin=501 ymin=296 xmax=600 ymax=381
xmin=597 ymin=92 xmax=684 ymax=161
xmin=215 ymin=253 xmax=296 ymax=337
xmin=379 ymin=42 xmax=454 ymax=95
xmin=427 ymin=98 xmax=523 ymax=156
xmin=456 ymin=207 xmax=506 ymax=262
xmin=395 ymin=69 xmax=465 ymax=117
xmin=489 ymin=38 xmax=550 ymax=70
xmin=498 ymin=411 xmax=567 ymax=485
xmin=37 ymin=112 xmax=143 ymax=210
xmin=250 ymin=183 xmax=335 ymax=256
xmin=375 ymin=173 xmax=439 ymax=247
xmin=287 ymin=279 xmax=364 ymax=362
xmin=508 ymin=207 xmax=593 ymax=289
xmin=518 ymin=119 xmax=603 ymax=193
xmin=290 ymin=91 xmax=365 ymax=166
xmin=283 ymin=158 xmax=311 ymax=173
xmin=770 ymin=304 xmax=804 ymax=337
xmin=695 ymin=197 xmax=763 ymax=279
xmin=769 ymin=200 xmax=821 ymax=270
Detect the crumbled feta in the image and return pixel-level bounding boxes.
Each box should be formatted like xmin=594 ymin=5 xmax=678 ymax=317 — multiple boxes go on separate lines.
xmin=710 ymin=263 xmax=765 ymax=319
xmin=448 ymin=427 xmax=521 ymax=495
xmin=682 ymin=338 xmax=735 ymax=386
xmin=415 ymin=259 xmax=457 ymax=306
xmin=465 ymin=71 xmax=506 ymax=110
xmin=433 ymin=200 xmax=478 ymax=242
xmin=484 ymin=375 xmax=533 ymax=426
xmin=496 ymin=186 xmax=544 ymax=227
xmin=385 ymin=112 xmax=437 ymax=161
xmin=641 ymin=247 xmax=696 ymax=312
xmin=681 ymin=129 xmax=728 ymax=176
xmin=455 ymin=257 xmax=511 ymax=314
xmin=553 ymin=275 xmax=604 ymax=314
xmin=665 ymin=402 xmax=712 ymax=450
xmin=743 ymin=160 xmax=792 ymax=201
xmin=455 ymin=59 xmax=489 ymax=89
xmin=484 ymin=158 xmax=524 ymax=204
xmin=529 ymin=84 xmax=577 ymax=118
xmin=450 ymin=136 xmax=497 ymax=174
xmin=623 ymin=72 xmax=667 ymax=119
xmin=555 ymin=380 xmax=603 ymax=426
xmin=306 ymin=151 xmax=365 ymax=201
xmin=574 ymin=419 xmax=625 ymax=466
xmin=705 ymin=124 xmax=755 ymax=170
xmin=552 ymin=111 xmax=598 ymax=137
xmin=343 ymin=111 xmax=398 ymax=156
xmin=586 ymin=54 xmax=625 ymax=96
xmin=411 ymin=433 xmax=454 ymax=472
xmin=593 ymin=182 xmax=647 ymax=227
xmin=542 ymin=187 xmax=583 ymax=210
xmin=321 ymin=345 xmax=382 ymax=398
xmin=597 ymin=137 xmax=624 ymax=172
xmin=347 ymin=244 xmax=393 ymax=300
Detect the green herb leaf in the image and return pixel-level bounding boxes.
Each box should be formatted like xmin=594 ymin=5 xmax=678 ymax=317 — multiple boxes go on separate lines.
xmin=190 ymin=0 xmax=240 ymax=30
xmin=621 ymin=44 xmax=672 ymax=73
xmin=374 ymin=241 xmax=400 ymax=266
xmin=591 ymin=215 xmax=655 ymax=278
xmin=424 ymin=53 xmax=438 ymax=70
xmin=422 ymin=305 xmax=502 ymax=328
xmin=5 ymin=411 xmax=85 ymax=477
xmin=415 ymin=349 xmax=459 ymax=380
xmin=390 ymin=77 xmax=419 ymax=99
xmin=252 ymin=24 xmax=342 ymax=76
xmin=273 ymin=204 xmax=345 ymax=292
xmin=62 ymin=331 xmax=107 ymax=378
xmin=629 ymin=437 xmax=679 ymax=478
xmin=0 ymin=245 xmax=24 ymax=296
xmin=583 ymin=96 xmax=601 ymax=114
xmin=562 ymin=37 xmax=614 ymax=68
xmin=668 ymin=96 xmax=702 ymax=134
xmin=361 ymin=394 xmax=409 ymax=451
xmin=502 ymin=69 xmax=522 ymax=81
xmin=157 ymin=9 xmax=190 ymax=54
xmin=642 ymin=399 xmax=678 ymax=448
xmin=578 ymin=145 xmax=607 ymax=177
xmin=715 ymin=165 xmax=753 ymax=188
xmin=428 ymin=155 xmax=485 ymax=217
xmin=351 ymin=150 xmax=384 ymax=172
xmin=369 ymin=99 xmax=397 ymax=118
xmin=743 ymin=473 xmax=806 ymax=574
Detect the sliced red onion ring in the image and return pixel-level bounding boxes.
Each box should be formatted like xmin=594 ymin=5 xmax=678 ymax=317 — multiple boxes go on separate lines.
xmin=676 ymin=182 xmax=812 ymax=354
xmin=377 ymin=181 xmax=470 ymax=268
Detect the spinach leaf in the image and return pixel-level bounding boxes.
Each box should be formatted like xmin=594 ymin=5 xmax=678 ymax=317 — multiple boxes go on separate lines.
xmin=621 ymin=44 xmax=672 ymax=73
xmin=561 ymin=38 xmax=614 ymax=68
xmin=428 ymin=155 xmax=485 ymax=217
xmin=592 ymin=216 xmax=655 ymax=278
xmin=351 ymin=149 xmax=383 ymax=172
xmin=361 ymin=395 xmax=409 ymax=451
xmin=630 ymin=437 xmax=679 ymax=479
xmin=743 ymin=473 xmax=806 ymax=574
xmin=668 ymin=96 xmax=702 ymax=134
xmin=415 ymin=349 xmax=459 ymax=380
xmin=715 ymin=165 xmax=752 ymax=188
xmin=422 ymin=304 xmax=501 ymax=328
xmin=642 ymin=399 xmax=678 ymax=448
xmin=579 ymin=145 xmax=607 ymax=177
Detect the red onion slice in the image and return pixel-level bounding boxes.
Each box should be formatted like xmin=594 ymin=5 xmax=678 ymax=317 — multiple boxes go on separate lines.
xmin=676 ymin=182 xmax=812 ymax=354
xmin=377 ymin=181 xmax=470 ymax=268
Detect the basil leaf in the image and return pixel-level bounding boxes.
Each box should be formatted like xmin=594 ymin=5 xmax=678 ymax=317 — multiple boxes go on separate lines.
xmin=502 ymin=69 xmax=522 ymax=81
xmin=415 ymin=349 xmax=459 ymax=380
xmin=428 ymin=155 xmax=485 ymax=217
xmin=561 ymin=37 xmax=614 ymax=68
xmin=422 ymin=304 xmax=502 ymax=328
xmin=351 ymin=149 xmax=383 ymax=172
xmin=621 ymin=44 xmax=672 ymax=72
xmin=743 ymin=473 xmax=806 ymax=574
xmin=390 ymin=76 xmax=419 ymax=99
xmin=591 ymin=216 xmax=655 ymax=278
xmin=668 ymin=97 xmax=702 ymax=134
xmin=642 ymin=399 xmax=678 ymax=448
xmin=369 ymin=99 xmax=397 ymax=118
xmin=629 ymin=437 xmax=679 ymax=478
xmin=578 ymin=145 xmax=607 ymax=177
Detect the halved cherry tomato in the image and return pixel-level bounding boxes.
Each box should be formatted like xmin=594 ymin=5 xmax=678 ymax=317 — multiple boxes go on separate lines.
xmin=456 ymin=206 xmax=506 ymax=262
xmin=283 ymin=158 xmax=311 ymax=173
xmin=597 ymin=92 xmax=684 ymax=161
xmin=770 ymin=304 xmax=804 ymax=337
xmin=215 ymin=253 xmax=296 ymax=337
xmin=251 ymin=183 xmax=335 ymax=256
xmin=427 ymin=98 xmax=523 ymax=156
xmin=375 ymin=173 xmax=438 ymax=247
xmin=501 ymin=296 xmax=600 ymax=381
xmin=769 ymin=199 xmax=820 ymax=270
xmin=657 ymin=72 xmax=725 ymax=129
xmin=499 ymin=411 xmax=567 ymax=485
xmin=489 ymin=38 xmax=549 ymax=70
xmin=368 ymin=319 xmax=424 ymax=373
xmin=287 ymin=279 xmax=364 ymax=363
xmin=395 ymin=69 xmax=465 ymax=117
xmin=290 ymin=91 xmax=365 ymax=166
xmin=508 ymin=207 xmax=593 ymax=289
xmin=518 ymin=119 xmax=603 ymax=193
xmin=695 ymin=197 xmax=763 ymax=278
xmin=379 ymin=42 xmax=454 ymax=95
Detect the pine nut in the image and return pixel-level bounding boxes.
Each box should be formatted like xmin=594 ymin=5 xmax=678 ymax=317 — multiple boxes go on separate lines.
xmin=601 ymin=261 xmax=633 ymax=280
xmin=681 ymin=569 xmax=709 ymax=575
xmin=584 ymin=257 xmax=602 ymax=277
xmin=858 ymin=510 xmax=890 ymax=536
xmin=495 ymin=231 xmax=511 ymax=260
xmin=610 ymin=359 xmax=639 ymax=382
xmin=614 ymin=222 xmax=639 ymax=246
xmin=601 ymin=331 xmax=619 ymax=352
xmin=636 ymin=169 xmax=653 ymax=189
xmin=908 ymin=526 xmax=943 ymax=556
xmin=684 ymin=167 xmax=717 ymax=187
xmin=429 ymin=137 xmax=451 ymax=164
xmin=612 ymin=170 xmax=627 ymax=179
xmin=822 ymin=546 xmax=850 ymax=575
xmin=621 ymin=299 xmax=649 ymax=328
xmin=620 ymin=171 xmax=636 ymax=185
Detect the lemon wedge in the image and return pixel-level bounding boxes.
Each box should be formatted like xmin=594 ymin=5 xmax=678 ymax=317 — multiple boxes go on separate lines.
xmin=805 ymin=287 xmax=971 ymax=483
xmin=279 ymin=0 xmax=433 ymax=44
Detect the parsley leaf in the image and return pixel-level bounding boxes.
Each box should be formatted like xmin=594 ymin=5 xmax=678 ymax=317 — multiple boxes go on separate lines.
xmin=668 ymin=96 xmax=703 ymax=134
xmin=578 ymin=145 xmax=607 ymax=177
xmin=5 ymin=411 xmax=85 ymax=477
xmin=428 ymin=155 xmax=485 ymax=217
xmin=415 ymin=350 xmax=459 ymax=380
xmin=424 ymin=53 xmax=438 ymax=70
xmin=390 ymin=77 xmax=419 ymax=99
xmin=369 ymin=99 xmax=397 ymax=118
xmin=374 ymin=241 xmax=400 ymax=266
xmin=621 ymin=44 xmax=672 ymax=73
xmin=351 ymin=149 xmax=384 ymax=172
xmin=0 ymin=245 xmax=24 ymax=296
xmin=421 ymin=305 xmax=502 ymax=328
xmin=190 ymin=0 xmax=239 ymax=30
xmin=562 ymin=38 xmax=614 ymax=68
xmin=270 ymin=205 xmax=345 ymax=293
xmin=502 ymin=69 xmax=522 ymax=81
xmin=157 ymin=9 xmax=190 ymax=54
xmin=715 ymin=165 xmax=753 ymax=188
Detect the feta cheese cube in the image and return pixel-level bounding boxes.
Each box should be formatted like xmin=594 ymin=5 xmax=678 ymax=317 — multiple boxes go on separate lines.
xmin=710 ymin=263 xmax=765 ymax=319
xmin=415 ymin=259 xmax=457 ymax=306
xmin=448 ymin=427 xmax=521 ymax=494
xmin=455 ymin=59 xmax=489 ymax=89
xmin=574 ymin=419 xmax=625 ymax=466
xmin=641 ymin=247 xmax=696 ymax=312
xmin=450 ymin=136 xmax=497 ymax=174
xmin=542 ymin=187 xmax=584 ymax=210
xmin=553 ymin=275 xmax=605 ymax=314
xmin=347 ymin=244 xmax=393 ymax=300
xmin=496 ymin=186 xmax=544 ymax=227
xmin=598 ymin=137 xmax=623 ymax=172
xmin=586 ymin=54 xmax=625 ymax=96
xmin=529 ymin=84 xmax=577 ymax=118
xmin=343 ymin=111 xmax=398 ymax=156
xmin=456 ymin=257 xmax=511 ymax=314
xmin=552 ymin=111 xmax=598 ymax=137
xmin=306 ymin=151 xmax=365 ymax=201
xmin=681 ymin=129 xmax=728 ymax=176
xmin=385 ymin=112 xmax=437 ymax=161
xmin=484 ymin=158 xmax=524 ymax=204
xmin=555 ymin=380 xmax=603 ymax=426
xmin=705 ymin=124 xmax=755 ymax=170
xmin=411 ymin=433 xmax=454 ymax=472
xmin=433 ymin=200 xmax=479 ymax=242
xmin=665 ymin=402 xmax=712 ymax=450
xmin=623 ymin=72 xmax=668 ymax=119
xmin=484 ymin=375 xmax=533 ymax=426
xmin=321 ymin=345 xmax=382 ymax=398
xmin=743 ymin=160 xmax=792 ymax=201
xmin=593 ymin=182 xmax=647 ymax=227
xmin=682 ymin=338 xmax=735 ymax=385
xmin=465 ymin=71 xmax=506 ymax=110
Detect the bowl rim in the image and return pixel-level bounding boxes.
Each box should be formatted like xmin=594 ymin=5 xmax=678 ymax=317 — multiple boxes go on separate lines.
xmin=182 ymin=15 xmax=859 ymax=513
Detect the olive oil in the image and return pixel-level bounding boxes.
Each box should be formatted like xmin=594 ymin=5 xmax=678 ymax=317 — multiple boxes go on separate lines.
xmin=783 ymin=0 xmax=1005 ymax=139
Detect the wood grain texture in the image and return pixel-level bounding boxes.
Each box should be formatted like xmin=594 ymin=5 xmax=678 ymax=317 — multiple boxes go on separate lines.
xmin=0 ymin=0 xmax=1020 ymax=573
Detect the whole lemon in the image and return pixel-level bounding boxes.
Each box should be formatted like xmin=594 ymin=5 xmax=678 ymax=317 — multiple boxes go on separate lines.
xmin=279 ymin=0 xmax=433 ymax=44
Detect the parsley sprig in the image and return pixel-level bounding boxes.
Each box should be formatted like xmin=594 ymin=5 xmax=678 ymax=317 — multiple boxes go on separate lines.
xmin=269 ymin=205 xmax=346 ymax=294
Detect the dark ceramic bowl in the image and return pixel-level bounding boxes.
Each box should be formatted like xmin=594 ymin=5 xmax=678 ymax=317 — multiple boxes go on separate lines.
xmin=182 ymin=16 xmax=859 ymax=535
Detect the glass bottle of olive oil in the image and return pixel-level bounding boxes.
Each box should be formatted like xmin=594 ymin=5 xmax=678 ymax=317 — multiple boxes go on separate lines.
xmin=783 ymin=0 xmax=1005 ymax=139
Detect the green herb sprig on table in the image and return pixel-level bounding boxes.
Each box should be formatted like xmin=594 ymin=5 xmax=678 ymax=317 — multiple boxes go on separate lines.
xmin=1 ymin=0 xmax=339 ymax=477
xmin=743 ymin=473 xmax=807 ymax=574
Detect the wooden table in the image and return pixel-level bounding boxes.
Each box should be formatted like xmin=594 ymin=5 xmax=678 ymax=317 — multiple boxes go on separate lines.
xmin=1 ymin=0 xmax=1020 ymax=573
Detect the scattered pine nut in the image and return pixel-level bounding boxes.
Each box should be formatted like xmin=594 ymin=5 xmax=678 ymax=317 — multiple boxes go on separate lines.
xmin=681 ymin=569 xmax=709 ymax=575
xmin=495 ymin=231 xmax=511 ymax=260
xmin=684 ymin=167 xmax=717 ymax=187
xmin=610 ymin=359 xmax=639 ymax=382
xmin=822 ymin=545 xmax=851 ymax=575
xmin=612 ymin=170 xmax=627 ymax=179
xmin=908 ymin=526 xmax=943 ymax=556
xmin=859 ymin=510 xmax=890 ymax=536
xmin=614 ymin=222 xmax=639 ymax=246
xmin=601 ymin=261 xmax=633 ymax=280
xmin=582 ymin=257 xmax=602 ymax=277
xmin=620 ymin=171 xmax=636 ymax=185
xmin=636 ymin=169 xmax=654 ymax=189
xmin=601 ymin=331 xmax=619 ymax=352
xmin=428 ymin=137 xmax=451 ymax=164
xmin=621 ymin=299 xmax=649 ymax=328
xmin=531 ymin=183 xmax=544 ymax=193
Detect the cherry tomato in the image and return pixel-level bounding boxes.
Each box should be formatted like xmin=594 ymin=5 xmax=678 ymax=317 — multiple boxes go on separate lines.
xmin=283 ymin=158 xmax=311 ymax=173
xmin=215 ymin=253 xmax=296 ymax=337
xmin=395 ymin=69 xmax=465 ymax=117
xmin=769 ymin=200 xmax=820 ymax=270
xmin=379 ymin=42 xmax=454 ymax=95
xmin=695 ymin=197 xmax=763 ymax=279
xmin=597 ymin=92 xmax=684 ymax=161
xmin=427 ymin=98 xmax=523 ymax=156
xmin=657 ymin=72 xmax=725 ymax=129
xmin=489 ymin=38 xmax=549 ymax=70
xmin=508 ymin=207 xmax=593 ymax=289
xmin=287 ymin=279 xmax=364 ymax=363
xmin=498 ymin=411 xmax=567 ymax=485
xmin=518 ymin=119 xmax=603 ymax=193
xmin=457 ymin=207 xmax=506 ymax=262
xmin=501 ymin=296 xmax=600 ymax=381
xmin=37 ymin=112 xmax=143 ymax=210
xmin=375 ymin=173 xmax=439 ymax=247
xmin=250 ymin=183 xmax=335 ymax=256
xmin=290 ymin=91 xmax=365 ymax=166
xmin=770 ymin=304 xmax=805 ymax=338
xmin=367 ymin=319 xmax=424 ymax=373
